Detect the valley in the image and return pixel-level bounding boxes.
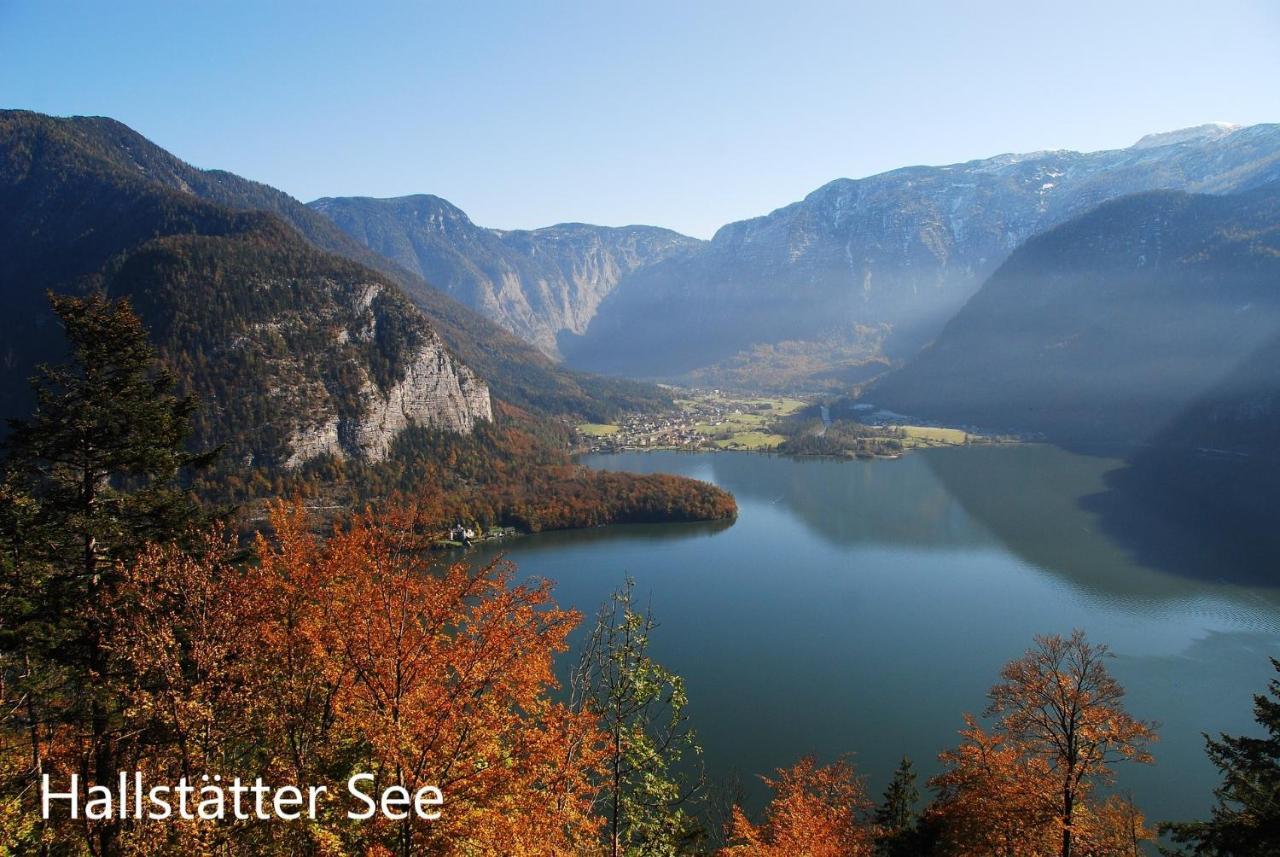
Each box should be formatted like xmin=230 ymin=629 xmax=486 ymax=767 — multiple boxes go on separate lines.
xmin=573 ymin=388 xmax=988 ymax=457
xmin=575 ymin=390 xmax=805 ymax=452
xmin=7 ymin=6 xmax=1280 ymax=854
xmin=3 ymin=103 xmax=1280 ymax=857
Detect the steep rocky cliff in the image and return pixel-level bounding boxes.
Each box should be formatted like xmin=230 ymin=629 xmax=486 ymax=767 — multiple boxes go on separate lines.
xmin=564 ymin=123 xmax=1280 ymax=382
xmin=280 ymin=283 xmax=491 ymax=467
xmin=309 ymin=194 xmax=703 ymax=356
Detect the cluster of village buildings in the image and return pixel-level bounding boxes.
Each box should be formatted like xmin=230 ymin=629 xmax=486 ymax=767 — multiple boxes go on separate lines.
xmin=576 ymin=392 xmax=778 ymax=453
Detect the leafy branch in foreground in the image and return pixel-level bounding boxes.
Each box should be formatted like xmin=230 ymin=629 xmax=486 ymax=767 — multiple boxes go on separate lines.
xmin=573 ymin=578 xmax=705 ymax=856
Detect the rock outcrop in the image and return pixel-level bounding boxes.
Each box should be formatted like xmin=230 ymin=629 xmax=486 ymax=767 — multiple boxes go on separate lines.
xmin=285 ymin=326 xmax=492 ymax=468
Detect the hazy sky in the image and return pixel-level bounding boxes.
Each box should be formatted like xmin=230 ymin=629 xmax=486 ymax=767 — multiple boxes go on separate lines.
xmin=3 ymin=0 xmax=1278 ymax=238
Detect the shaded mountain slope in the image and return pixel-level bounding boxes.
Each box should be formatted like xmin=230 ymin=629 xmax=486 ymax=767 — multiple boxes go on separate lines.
xmin=869 ymin=183 xmax=1280 ymax=451
xmin=0 ymin=109 xmax=491 ymax=474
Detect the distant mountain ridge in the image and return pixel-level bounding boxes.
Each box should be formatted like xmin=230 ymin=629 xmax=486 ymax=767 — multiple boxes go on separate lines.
xmin=14 ymin=110 xmax=666 ymax=420
xmin=562 ymin=123 xmax=1280 ymax=383
xmin=868 ymin=181 xmax=1280 ymax=453
xmin=309 ymin=194 xmax=702 ymax=356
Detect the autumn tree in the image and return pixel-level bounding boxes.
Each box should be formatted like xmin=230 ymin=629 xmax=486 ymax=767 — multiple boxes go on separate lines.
xmin=1075 ymin=794 xmax=1151 ymax=857
xmin=256 ymin=501 xmax=604 ymax=857
xmin=928 ymin=715 xmax=1062 ymax=857
xmin=718 ymin=756 xmax=875 ymax=857
xmin=101 ymin=526 xmax=260 ymax=856
xmin=0 ymin=292 xmax=214 ymax=857
xmin=985 ymin=630 xmax=1156 ymax=857
xmin=1163 ymin=658 xmax=1280 ymax=855
xmin=573 ymin=577 xmax=703 ymax=856
xmin=34 ymin=499 xmax=606 ymax=856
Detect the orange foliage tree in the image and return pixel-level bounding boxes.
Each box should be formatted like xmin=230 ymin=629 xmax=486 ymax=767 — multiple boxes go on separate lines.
xmin=93 ymin=501 xmax=604 ymax=856
xmin=256 ymin=502 xmax=604 ymax=856
xmin=928 ymin=631 xmax=1155 ymax=857
xmin=987 ymin=631 xmax=1155 ymax=857
xmin=718 ymin=756 xmax=875 ymax=857
xmin=927 ymin=716 xmax=1060 ymax=857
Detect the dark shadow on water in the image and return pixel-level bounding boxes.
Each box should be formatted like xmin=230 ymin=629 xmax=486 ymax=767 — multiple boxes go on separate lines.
xmin=1078 ymin=448 xmax=1280 ymax=587
xmin=585 ymin=446 xmax=1280 ymax=597
xmin=923 ymin=443 xmax=1280 ymax=596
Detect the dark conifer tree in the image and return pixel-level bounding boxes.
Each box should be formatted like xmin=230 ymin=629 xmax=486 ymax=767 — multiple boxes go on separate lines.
xmin=1164 ymin=659 xmax=1280 ymax=855
xmin=875 ymin=755 xmax=922 ymax=857
xmin=0 ymin=292 xmax=214 ymax=857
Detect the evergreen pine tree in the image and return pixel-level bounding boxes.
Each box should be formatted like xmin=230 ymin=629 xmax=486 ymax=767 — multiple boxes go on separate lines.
xmin=1164 ymin=658 xmax=1280 ymax=855
xmin=0 ymin=292 xmax=214 ymax=857
xmin=875 ymin=756 xmax=922 ymax=856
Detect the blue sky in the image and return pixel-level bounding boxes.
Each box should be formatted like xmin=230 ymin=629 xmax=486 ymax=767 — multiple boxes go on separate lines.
xmin=3 ymin=0 xmax=1278 ymax=238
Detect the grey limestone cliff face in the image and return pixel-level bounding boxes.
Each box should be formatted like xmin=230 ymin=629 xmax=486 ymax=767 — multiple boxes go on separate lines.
xmin=346 ymin=341 xmax=491 ymax=461
xmin=266 ymin=280 xmax=492 ymax=469
xmin=308 ymin=194 xmax=703 ymax=356
xmin=283 ymin=339 xmax=491 ymax=468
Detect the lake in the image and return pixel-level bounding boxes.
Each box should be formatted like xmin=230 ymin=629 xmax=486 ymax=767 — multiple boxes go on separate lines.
xmin=467 ymin=445 xmax=1280 ymax=828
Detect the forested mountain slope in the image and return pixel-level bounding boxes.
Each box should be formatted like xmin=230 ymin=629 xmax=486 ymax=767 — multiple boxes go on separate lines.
xmin=0 ymin=109 xmax=491 ymax=475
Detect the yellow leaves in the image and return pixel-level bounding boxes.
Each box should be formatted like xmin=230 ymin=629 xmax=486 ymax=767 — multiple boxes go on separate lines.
xmin=719 ymin=757 xmax=875 ymax=857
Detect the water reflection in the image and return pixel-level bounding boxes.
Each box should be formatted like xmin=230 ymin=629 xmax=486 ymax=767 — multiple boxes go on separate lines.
xmin=923 ymin=445 xmax=1280 ymax=600
xmin=481 ymin=449 xmax=1280 ymax=825
xmin=589 ymin=447 xmax=1280 ymax=605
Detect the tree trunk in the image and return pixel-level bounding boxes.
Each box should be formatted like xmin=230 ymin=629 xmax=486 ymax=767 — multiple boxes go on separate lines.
xmin=25 ymin=655 xmax=49 ymax=857
xmin=91 ymin=647 xmax=117 ymax=857
xmin=85 ymin=460 xmax=118 ymax=857
xmin=1061 ymin=787 xmax=1073 ymax=857
xmin=611 ymin=723 xmax=621 ymax=857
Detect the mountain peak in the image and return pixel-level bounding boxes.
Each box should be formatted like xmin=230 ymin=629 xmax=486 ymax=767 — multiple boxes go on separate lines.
xmin=1131 ymin=122 xmax=1241 ymax=150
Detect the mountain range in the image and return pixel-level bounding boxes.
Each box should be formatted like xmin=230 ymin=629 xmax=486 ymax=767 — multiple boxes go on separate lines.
xmin=310 ymin=194 xmax=702 ymax=356
xmin=0 ymin=110 xmax=666 ymax=421
xmin=559 ymin=122 xmax=1280 ymax=384
xmin=298 ymin=124 xmax=1280 ymax=393
xmin=6 ymin=109 xmax=1280 ymax=467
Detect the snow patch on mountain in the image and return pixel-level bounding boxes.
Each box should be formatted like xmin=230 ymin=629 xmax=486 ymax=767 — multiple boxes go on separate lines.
xmin=1131 ymin=123 xmax=1241 ymax=150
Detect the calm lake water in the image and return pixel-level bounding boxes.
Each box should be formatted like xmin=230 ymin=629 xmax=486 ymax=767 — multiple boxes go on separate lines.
xmin=468 ymin=445 xmax=1280 ymax=827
